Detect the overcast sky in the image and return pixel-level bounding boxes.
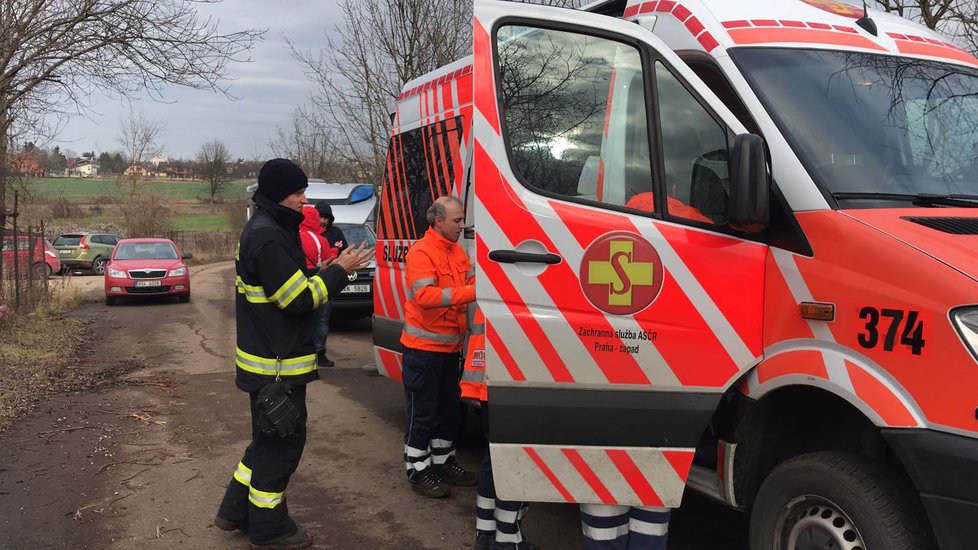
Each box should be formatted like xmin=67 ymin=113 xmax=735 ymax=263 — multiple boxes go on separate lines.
xmin=52 ymin=0 xmax=342 ymax=161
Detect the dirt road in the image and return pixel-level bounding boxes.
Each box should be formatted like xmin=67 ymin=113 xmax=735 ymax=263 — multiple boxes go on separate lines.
xmin=0 ymin=261 xmax=747 ymax=549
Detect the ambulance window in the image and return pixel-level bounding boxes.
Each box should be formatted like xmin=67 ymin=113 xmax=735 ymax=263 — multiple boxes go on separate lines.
xmin=656 ymin=62 xmax=729 ymax=225
xmin=496 ymin=25 xmax=654 ymax=213
xmin=379 ymin=116 xmax=464 ymax=240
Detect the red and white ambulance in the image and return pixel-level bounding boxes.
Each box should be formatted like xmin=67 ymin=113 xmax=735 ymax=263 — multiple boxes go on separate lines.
xmin=374 ymin=0 xmax=978 ymax=547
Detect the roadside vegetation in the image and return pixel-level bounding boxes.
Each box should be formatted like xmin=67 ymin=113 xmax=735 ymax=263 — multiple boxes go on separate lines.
xmin=0 ymin=284 xmax=92 ymax=431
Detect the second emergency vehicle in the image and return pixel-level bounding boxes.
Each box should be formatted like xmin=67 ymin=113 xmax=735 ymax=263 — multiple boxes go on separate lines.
xmin=374 ymin=1 xmax=978 ymax=548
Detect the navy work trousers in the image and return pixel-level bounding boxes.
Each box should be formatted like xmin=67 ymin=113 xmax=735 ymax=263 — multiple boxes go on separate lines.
xmin=402 ymin=347 xmax=462 ymax=479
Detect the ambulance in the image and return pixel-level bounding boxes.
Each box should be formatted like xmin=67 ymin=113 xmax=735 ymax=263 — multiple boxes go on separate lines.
xmin=373 ymin=0 xmax=978 ymax=547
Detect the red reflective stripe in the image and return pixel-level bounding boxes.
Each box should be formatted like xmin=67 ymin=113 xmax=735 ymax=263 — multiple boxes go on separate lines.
xmin=473 ymin=18 xmax=501 ymax=136
xmin=524 ymin=447 xmax=574 ymax=502
xmin=563 ymin=448 xmax=616 ymax=505
xmin=486 ymin=322 xmax=527 ymax=382
xmin=377 ymin=348 xmax=403 ymax=382
xmin=478 ymin=238 xmax=574 ymax=383
xmin=605 ymin=449 xmax=664 ymax=506
xmin=662 ymin=450 xmax=694 ymax=483
xmin=728 ymin=27 xmax=886 ymax=51
xmin=895 ymin=41 xmax=978 ymax=66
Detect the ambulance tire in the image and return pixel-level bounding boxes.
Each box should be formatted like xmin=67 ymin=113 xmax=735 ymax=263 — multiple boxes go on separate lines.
xmin=749 ymin=451 xmax=931 ymax=550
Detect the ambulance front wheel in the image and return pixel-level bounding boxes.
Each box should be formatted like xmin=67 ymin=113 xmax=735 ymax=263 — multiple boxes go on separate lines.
xmin=749 ymin=451 xmax=932 ymax=550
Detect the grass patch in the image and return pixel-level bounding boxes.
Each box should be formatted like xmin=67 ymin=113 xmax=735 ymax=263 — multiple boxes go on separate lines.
xmin=172 ymin=213 xmax=231 ymax=231
xmin=21 ymin=178 xmax=253 ymax=201
xmin=0 ymin=288 xmax=95 ymax=430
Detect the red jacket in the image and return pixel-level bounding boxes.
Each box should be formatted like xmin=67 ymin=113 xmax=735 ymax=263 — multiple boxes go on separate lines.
xmin=400 ymin=228 xmax=475 ymax=352
xmin=299 ymin=206 xmax=337 ymax=269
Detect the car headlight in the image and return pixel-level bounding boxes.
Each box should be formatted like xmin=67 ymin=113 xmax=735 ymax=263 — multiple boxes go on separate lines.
xmin=952 ymin=308 xmax=978 ymax=360
xmin=107 ymin=268 xmax=126 ymax=278
xmin=169 ymin=267 xmax=187 ymax=277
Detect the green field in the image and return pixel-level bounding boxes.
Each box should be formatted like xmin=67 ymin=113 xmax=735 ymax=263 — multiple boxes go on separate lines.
xmin=172 ymin=213 xmax=231 ymax=231
xmin=19 ymin=178 xmax=252 ymax=201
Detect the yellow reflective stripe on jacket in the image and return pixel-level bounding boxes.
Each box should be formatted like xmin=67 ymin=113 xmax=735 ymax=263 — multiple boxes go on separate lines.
xmin=268 ymin=270 xmax=307 ymax=309
xmin=234 ymin=347 xmax=317 ymax=376
xmin=236 ymin=276 xmax=272 ymax=303
xmin=233 ymin=461 xmax=252 ymax=487
xmin=308 ymin=275 xmax=328 ymax=308
xmin=248 ymin=487 xmax=284 ymax=509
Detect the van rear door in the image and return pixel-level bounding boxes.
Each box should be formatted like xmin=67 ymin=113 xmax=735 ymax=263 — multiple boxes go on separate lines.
xmin=474 ymin=0 xmax=768 ymax=506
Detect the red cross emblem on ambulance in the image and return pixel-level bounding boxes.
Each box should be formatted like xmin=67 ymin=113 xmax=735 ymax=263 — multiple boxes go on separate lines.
xmin=580 ymin=232 xmax=663 ymax=316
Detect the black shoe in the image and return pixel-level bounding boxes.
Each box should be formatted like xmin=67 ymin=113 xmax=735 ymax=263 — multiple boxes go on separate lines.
xmin=474 ymin=531 xmax=493 ymax=550
xmin=490 ymin=541 xmax=540 ymax=550
xmin=214 ymin=515 xmax=247 ymax=532
xmin=411 ymin=469 xmax=451 ymax=498
xmin=250 ymin=526 xmax=313 ymax=549
xmin=433 ymin=457 xmax=478 ymax=486
xmin=317 ymin=351 xmax=334 ymax=368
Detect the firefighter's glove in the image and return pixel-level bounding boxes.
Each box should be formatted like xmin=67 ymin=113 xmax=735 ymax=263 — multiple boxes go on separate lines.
xmin=256 ymin=381 xmax=301 ymax=438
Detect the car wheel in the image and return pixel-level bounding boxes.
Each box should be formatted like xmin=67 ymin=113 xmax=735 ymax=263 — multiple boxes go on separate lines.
xmin=749 ymin=451 xmax=931 ymax=550
xmin=33 ymin=262 xmax=52 ymax=278
xmin=92 ymin=257 xmax=107 ymax=275
xmin=178 ymin=292 xmax=191 ymax=303
xmin=105 ymin=296 xmax=117 ymax=306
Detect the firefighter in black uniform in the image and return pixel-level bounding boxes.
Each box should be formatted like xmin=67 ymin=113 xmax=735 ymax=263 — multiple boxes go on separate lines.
xmin=215 ymin=158 xmax=373 ymax=549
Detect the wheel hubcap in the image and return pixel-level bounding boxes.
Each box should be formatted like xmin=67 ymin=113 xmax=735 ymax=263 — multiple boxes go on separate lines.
xmin=777 ymin=495 xmax=865 ymax=550
xmin=95 ymin=260 xmax=106 ymax=274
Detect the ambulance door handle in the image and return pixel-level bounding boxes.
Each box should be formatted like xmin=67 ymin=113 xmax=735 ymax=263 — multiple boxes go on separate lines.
xmin=488 ymin=250 xmax=562 ymax=265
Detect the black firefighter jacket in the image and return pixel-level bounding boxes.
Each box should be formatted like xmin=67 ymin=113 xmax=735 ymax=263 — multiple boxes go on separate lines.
xmin=234 ymin=192 xmax=348 ymax=392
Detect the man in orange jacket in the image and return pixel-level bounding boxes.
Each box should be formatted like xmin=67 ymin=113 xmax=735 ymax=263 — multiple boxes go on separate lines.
xmin=401 ymin=195 xmax=479 ymax=498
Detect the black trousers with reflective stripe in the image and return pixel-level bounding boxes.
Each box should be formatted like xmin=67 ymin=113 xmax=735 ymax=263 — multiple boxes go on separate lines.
xmin=218 ymin=384 xmax=307 ymax=543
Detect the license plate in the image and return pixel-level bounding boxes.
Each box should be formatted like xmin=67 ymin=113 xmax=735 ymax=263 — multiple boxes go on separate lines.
xmin=341 ymin=284 xmax=370 ymax=294
xmin=59 ymin=249 xmax=71 ymax=255
xmin=135 ymin=280 xmax=162 ymax=288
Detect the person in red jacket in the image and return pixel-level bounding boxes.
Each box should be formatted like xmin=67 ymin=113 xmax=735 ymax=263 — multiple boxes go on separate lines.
xmin=298 ymin=205 xmax=337 ymax=270
xmin=401 ymin=195 xmax=478 ymax=498
xmin=298 ymin=205 xmax=339 ymax=367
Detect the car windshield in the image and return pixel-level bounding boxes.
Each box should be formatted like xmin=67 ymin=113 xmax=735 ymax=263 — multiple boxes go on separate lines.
xmin=54 ymin=235 xmax=82 ymax=246
xmin=114 ymin=242 xmax=178 ymax=260
xmin=336 ymin=223 xmax=377 ymax=248
xmin=733 ymin=48 xmax=978 ymax=202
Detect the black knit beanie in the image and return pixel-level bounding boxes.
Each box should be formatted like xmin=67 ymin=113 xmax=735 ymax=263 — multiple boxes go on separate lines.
xmin=314 ymin=201 xmax=334 ymax=222
xmin=257 ymin=158 xmax=308 ymax=203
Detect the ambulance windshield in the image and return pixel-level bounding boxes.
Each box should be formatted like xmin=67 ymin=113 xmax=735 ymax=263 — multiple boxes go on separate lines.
xmin=733 ymin=48 xmax=978 ymax=201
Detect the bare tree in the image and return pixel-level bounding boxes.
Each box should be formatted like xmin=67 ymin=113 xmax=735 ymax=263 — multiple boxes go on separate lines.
xmin=875 ymin=1 xmax=978 ymax=53
xmin=115 ymin=111 xmax=168 ymax=235
xmin=288 ymin=0 xmax=471 ymax=185
xmin=0 ymin=0 xmax=264 ymax=210
xmin=197 ymin=139 xmax=232 ymax=203
xmin=268 ymin=107 xmax=361 ymax=181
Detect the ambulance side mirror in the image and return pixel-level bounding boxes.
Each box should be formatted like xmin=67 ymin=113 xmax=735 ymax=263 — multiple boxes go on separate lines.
xmin=728 ymin=133 xmax=770 ymax=233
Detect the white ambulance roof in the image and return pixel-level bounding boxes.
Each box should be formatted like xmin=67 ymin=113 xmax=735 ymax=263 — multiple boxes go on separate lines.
xmin=623 ymin=0 xmax=976 ymax=68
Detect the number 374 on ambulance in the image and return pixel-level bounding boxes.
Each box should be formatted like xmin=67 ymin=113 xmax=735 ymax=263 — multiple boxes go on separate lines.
xmin=372 ymin=0 xmax=978 ymax=547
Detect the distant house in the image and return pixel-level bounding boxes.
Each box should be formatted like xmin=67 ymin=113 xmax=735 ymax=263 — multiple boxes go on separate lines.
xmin=11 ymin=151 xmax=44 ymax=177
xmin=124 ymin=163 xmax=148 ymax=177
xmin=68 ymin=158 xmax=98 ymax=178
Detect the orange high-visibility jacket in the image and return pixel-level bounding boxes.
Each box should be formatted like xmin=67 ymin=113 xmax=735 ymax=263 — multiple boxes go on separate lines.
xmin=461 ymin=307 xmax=487 ymax=402
xmin=400 ymin=228 xmax=476 ymax=352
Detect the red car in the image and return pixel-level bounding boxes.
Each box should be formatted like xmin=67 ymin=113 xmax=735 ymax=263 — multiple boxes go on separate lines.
xmin=1 ymin=235 xmax=61 ymax=277
xmin=104 ymin=238 xmax=192 ymax=305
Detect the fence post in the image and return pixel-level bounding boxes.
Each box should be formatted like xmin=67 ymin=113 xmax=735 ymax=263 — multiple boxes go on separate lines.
xmin=26 ymin=224 xmax=33 ymax=300
xmin=12 ymin=191 xmax=19 ymax=310
xmin=41 ymin=220 xmax=47 ymax=293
